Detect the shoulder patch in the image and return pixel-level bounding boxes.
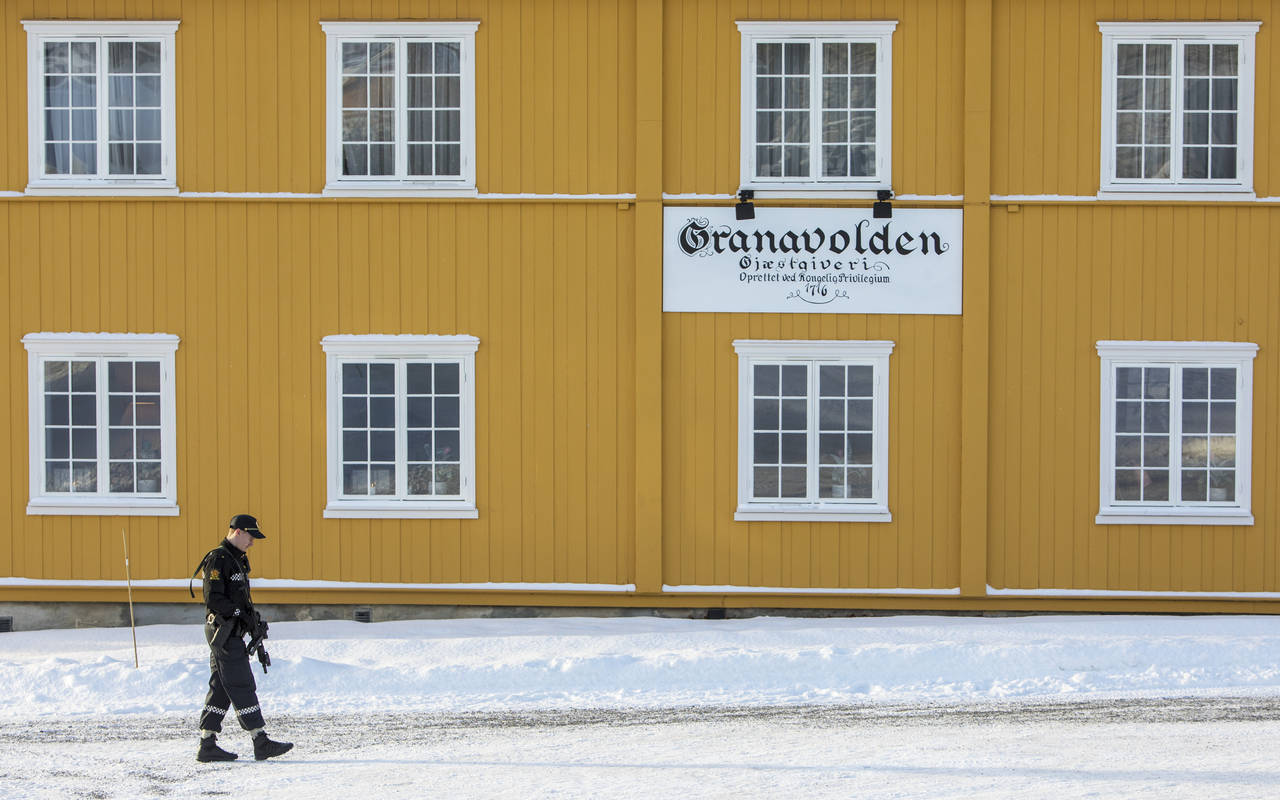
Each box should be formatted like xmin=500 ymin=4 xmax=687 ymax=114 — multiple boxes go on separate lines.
xmin=209 ymin=569 xmax=220 ymax=580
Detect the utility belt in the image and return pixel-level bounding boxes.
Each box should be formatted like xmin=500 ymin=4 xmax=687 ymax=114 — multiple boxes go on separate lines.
xmin=206 ymin=611 xmax=246 ymax=651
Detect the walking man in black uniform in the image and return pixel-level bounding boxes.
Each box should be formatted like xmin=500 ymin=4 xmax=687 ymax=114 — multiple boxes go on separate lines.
xmin=196 ymin=514 xmax=293 ymax=763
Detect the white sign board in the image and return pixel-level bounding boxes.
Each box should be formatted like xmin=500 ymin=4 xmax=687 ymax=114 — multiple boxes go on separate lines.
xmin=663 ymin=207 xmax=963 ymax=314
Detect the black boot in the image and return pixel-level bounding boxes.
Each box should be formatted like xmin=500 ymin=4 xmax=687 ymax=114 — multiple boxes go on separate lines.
xmin=197 ymin=734 xmax=238 ymax=763
xmin=253 ymin=731 xmax=294 ymax=761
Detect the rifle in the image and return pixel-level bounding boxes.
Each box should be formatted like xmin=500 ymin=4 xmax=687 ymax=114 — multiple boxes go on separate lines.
xmin=247 ymin=613 xmax=271 ymax=674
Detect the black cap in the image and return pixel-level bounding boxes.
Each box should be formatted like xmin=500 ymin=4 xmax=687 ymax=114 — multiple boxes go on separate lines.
xmin=229 ymin=513 xmax=266 ymax=539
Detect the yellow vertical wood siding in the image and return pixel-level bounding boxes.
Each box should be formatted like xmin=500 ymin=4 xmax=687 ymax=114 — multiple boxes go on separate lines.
xmin=993 ymin=0 xmax=1278 ymax=198
xmin=662 ymin=0 xmax=966 ymax=197
xmin=0 ymin=0 xmax=636 ymax=195
xmin=661 ymin=312 xmax=963 ymax=590
xmin=1 ymin=201 xmax=637 ymax=585
xmin=988 ymin=205 xmax=1280 ymax=593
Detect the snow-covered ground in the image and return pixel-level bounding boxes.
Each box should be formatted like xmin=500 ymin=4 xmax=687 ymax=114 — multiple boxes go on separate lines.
xmin=3 ymin=614 xmax=1280 ymax=798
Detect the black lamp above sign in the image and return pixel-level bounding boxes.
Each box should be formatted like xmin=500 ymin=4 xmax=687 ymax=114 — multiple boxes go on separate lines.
xmin=873 ymin=189 xmax=893 ymax=219
xmin=735 ymin=189 xmax=755 ymax=220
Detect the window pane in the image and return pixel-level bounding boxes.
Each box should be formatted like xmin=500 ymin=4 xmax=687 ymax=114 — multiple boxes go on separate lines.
xmin=435 ymin=396 xmax=460 ymax=427
xmin=1182 ymin=401 xmax=1208 ymax=433
xmin=342 ymin=397 xmax=367 ymax=427
xmin=342 ymin=42 xmax=368 ymax=73
xmin=850 ymin=43 xmax=875 ymax=74
xmin=134 ymin=395 xmax=160 ymax=425
xmin=848 ymin=433 xmax=873 ymax=465
xmin=343 ymin=464 xmax=369 ymax=494
xmin=1117 ymin=44 xmax=1143 ymax=76
xmin=71 ymin=41 xmax=96 ymax=73
xmin=72 ymin=428 xmax=96 ymax=458
xmin=1144 ymin=435 xmax=1169 ymax=467
xmin=1212 ymin=45 xmax=1238 ymax=76
xmin=757 ymin=43 xmax=781 ymax=75
xmin=847 ymin=467 xmax=872 ymax=499
xmin=435 ymin=42 xmax=461 ymax=73
xmin=1209 ymin=470 xmax=1234 ymax=502
xmin=754 ymin=398 xmax=779 ymax=430
xmin=1211 ymin=78 xmax=1237 ymax=111
xmin=110 ymin=462 xmax=135 ymax=493
xmin=1181 ymin=470 xmax=1207 ymax=502
xmin=848 ymin=399 xmax=873 ymax=431
xmin=783 ymin=42 xmax=809 ymax=75
xmin=1115 ymin=147 xmax=1141 ymax=178
xmin=1210 ymin=147 xmax=1236 ymax=179
xmin=1184 ymin=78 xmax=1209 ymax=110
xmin=343 ymin=430 xmax=367 ymax=461
xmin=408 ymin=464 xmax=433 ymax=495
xmin=822 ymin=42 xmax=848 ymax=74
xmin=72 ymin=395 xmax=96 ymax=425
xmin=46 ymin=462 xmax=71 ymax=492
xmin=1209 ymin=401 xmax=1235 ymax=433
xmin=369 ymin=396 xmax=395 ymax=427
xmin=754 ymin=466 xmax=779 ymax=498
xmin=435 ymin=429 xmax=460 ymax=462
xmin=754 ymin=433 xmax=778 ymax=465
xmin=1143 ymin=469 xmax=1168 ymax=501
xmin=407 ymin=396 xmax=432 ymax=427
xmin=818 ymin=398 xmax=844 ymax=431
xmin=72 ymin=462 xmax=97 ymax=492
xmin=1143 ymin=147 xmax=1170 ymax=179
xmin=1209 ymin=436 xmax=1235 ymax=468
xmin=370 ymin=465 xmax=395 ymax=495
xmin=1210 ymin=368 xmax=1236 ymax=399
xmin=369 ymin=430 xmax=395 ymax=461
xmin=369 ymin=363 xmax=395 ymax=394
xmin=46 ymin=428 xmax=70 ymax=459
xmin=818 ymin=466 xmax=845 ymax=498
xmin=1143 ymin=401 xmax=1169 ymax=434
xmin=1184 ymin=112 xmax=1210 ymax=145
xmin=1182 ymin=436 xmax=1208 ymax=467
xmin=140 ymin=142 xmax=164 ymax=175
xmin=1115 ymin=435 xmax=1141 ymax=467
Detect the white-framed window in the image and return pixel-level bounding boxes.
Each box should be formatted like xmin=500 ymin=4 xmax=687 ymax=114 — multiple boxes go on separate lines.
xmin=321 ymin=335 xmax=479 ymax=518
xmin=1096 ymin=341 xmax=1257 ymax=526
xmin=734 ymin=340 xmax=893 ymax=522
xmin=22 ymin=20 xmax=179 ymax=195
xmin=320 ymin=21 xmax=478 ymax=196
xmin=737 ymin=21 xmax=896 ymax=194
xmin=1098 ymin=22 xmax=1259 ymax=196
xmin=22 ymin=333 xmax=179 ymax=516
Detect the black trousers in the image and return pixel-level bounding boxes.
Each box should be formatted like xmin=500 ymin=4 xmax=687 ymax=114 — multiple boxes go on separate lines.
xmin=199 ymin=621 xmax=265 ymax=732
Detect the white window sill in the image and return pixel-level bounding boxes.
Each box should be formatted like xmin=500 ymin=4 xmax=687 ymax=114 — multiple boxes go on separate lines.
xmin=27 ymin=498 xmax=179 ymax=516
xmin=735 ymin=503 xmax=891 ymax=523
xmin=325 ymin=500 xmax=479 ymax=519
xmin=25 ymin=183 xmax=179 ymax=197
xmin=322 ymin=183 xmax=479 ymax=199
xmin=1096 ymin=509 xmax=1254 ymax=526
xmin=1096 ymin=189 xmax=1256 ymax=202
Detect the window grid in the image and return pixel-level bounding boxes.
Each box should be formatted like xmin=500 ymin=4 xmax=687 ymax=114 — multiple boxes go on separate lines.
xmin=750 ymin=360 xmax=878 ymax=503
xmin=1111 ymin=38 xmax=1240 ymax=184
xmin=40 ymin=357 xmax=164 ymax=496
xmin=1112 ymin=364 xmax=1239 ymax=507
xmin=754 ymin=38 xmax=880 ymax=181
xmin=106 ymin=360 xmax=163 ymax=494
xmin=338 ymin=36 xmax=465 ymax=181
xmin=39 ymin=37 xmax=164 ymax=179
xmin=339 ymin=359 xmax=464 ymax=500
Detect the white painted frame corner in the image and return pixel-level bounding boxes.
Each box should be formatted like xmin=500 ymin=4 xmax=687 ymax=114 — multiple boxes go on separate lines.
xmin=733 ymin=339 xmax=894 ymax=522
xmin=23 ymin=332 xmax=181 ymax=516
xmin=736 ymin=20 xmax=897 ymax=197
xmin=320 ymin=21 xmax=480 ymax=197
xmin=22 ymin=20 xmax=180 ymax=195
xmin=320 ymin=334 xmax=480 ymax=519
xmin=1096 ymin=340 xmax=1258 ymax=526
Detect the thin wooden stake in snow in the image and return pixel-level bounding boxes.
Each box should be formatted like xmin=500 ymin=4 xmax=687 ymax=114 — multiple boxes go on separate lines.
xmin=123 ymin=528 xmax=139 ymax=669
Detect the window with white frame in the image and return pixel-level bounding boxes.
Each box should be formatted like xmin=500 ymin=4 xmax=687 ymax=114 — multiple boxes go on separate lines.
xmin=320 ymin=22 xmax=478 ymax=195
xmin=1097 ymin=341 xmax=1257 ymax=525
xmin=734 ymin=340 xmax=892 ymax=522
xmin=737 ymin=21 xmax=895 ymax=192
xmin=23 ymin=333 xmax=179 ymax=516
xmin=1099 ymin=22 xmax=1259 ymax=194
xmin=23 ymin=21 xmax=178 ymax=193
xmin=321 ymin=335 xmax=478 ymax=518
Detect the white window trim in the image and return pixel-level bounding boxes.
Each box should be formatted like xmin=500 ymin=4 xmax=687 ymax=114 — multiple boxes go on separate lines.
xmin=23 ymin=332 xmax=180 ymax=516
xmin=733 ymin=339 xmax=893 ymax=522
xmin=321 ymin=334 xmax=479 ymax=519
xmin=1096 ymin=340 xmax=1257 ymax=526
xmin=320 ymin=21 xmax=479 ymax=197
xmin=737 ymin=20 xmax=896 ymax=195
xmin=1098 ymin=21 xmax=1259 ymax=198
xmin=22 ymin=20 xmax=180 ymax=195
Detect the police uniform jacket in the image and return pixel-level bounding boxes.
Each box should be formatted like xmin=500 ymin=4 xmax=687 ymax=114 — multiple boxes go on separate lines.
xmin=201 ymin=540 xmax=256 ymax=630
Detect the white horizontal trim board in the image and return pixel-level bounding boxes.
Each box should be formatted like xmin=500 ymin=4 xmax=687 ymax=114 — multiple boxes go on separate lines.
xmin=663 ymin=584 xmax=961 ymax=596
xmin=0 ymin=577 xmax=636 ymax=592
xmin=988 ymin=585 xmax=1280 ymax=601
xmin=994 ymin=194 xmax=1280 ymax=203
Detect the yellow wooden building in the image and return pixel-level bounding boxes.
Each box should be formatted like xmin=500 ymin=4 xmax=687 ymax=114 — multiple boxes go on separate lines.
xmin=2 ymin=0 xmax=1278 ymax=624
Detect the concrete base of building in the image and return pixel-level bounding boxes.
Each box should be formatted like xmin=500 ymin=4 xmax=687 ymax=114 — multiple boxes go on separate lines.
xmin=0 ymin=601 xmax=1024 ymax=632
